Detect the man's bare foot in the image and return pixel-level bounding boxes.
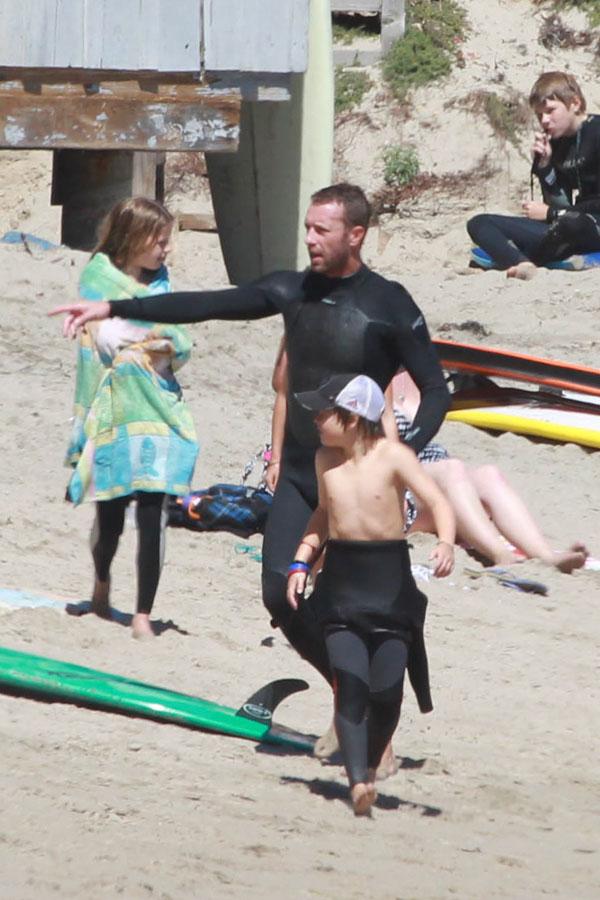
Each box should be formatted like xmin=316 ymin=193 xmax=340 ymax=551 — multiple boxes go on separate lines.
xmin=90 ymin=578 xmax=111 ymax=619
xmin=375 ymin=741 xmax=399 ymax=781
xmin=553 ymin=542 xmax=588 ymax=574
xmin=132 ymin=613 xmax=155 ymax=640
xmin=314 ymin=720 xmax=339 ymax=759
xmin=350 ymin=782 xmax=377 ymax=817
xmin=506 ymin=261 xmax=537 ymax=280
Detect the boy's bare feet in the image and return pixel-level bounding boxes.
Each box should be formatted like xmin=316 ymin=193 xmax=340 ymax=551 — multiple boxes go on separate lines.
xmin=314 ymin=720 xmax=339 ymax=759
xmin=90 ymin=578 xmax=111 ymax=619
xmin=132 ymin=613 xmax=155 ymax=640
xmin=553 ymin=542 xmax=588 ymax=574
xmin=506 ymin=261 xmax=537 ymax=280
xmin=350 ymin=782 xmax=377 ymax=817
xmin=375 ymin=741 xmax=399 ymax=780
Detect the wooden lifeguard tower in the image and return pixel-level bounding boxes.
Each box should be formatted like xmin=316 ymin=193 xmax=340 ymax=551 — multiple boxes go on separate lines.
xmin=0 ymin=0 xmax=334 ymax=283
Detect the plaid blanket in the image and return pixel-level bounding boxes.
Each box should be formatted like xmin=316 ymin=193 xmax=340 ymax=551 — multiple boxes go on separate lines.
xmin=66 ymin=253 xmax=198 ymax=505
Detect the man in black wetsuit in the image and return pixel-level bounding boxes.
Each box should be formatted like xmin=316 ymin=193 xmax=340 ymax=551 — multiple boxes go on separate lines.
xmin=52 ymin=183 xmax=450 ymax=684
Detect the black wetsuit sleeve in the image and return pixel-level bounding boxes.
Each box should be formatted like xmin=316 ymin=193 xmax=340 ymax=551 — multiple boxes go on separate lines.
xmin=541 ymin=117 xmax=600 ymax=217
xmin=390 ymin=291 xmax=450 ymax=454
xmin=107 ymin=283 xmax=279 ymax=323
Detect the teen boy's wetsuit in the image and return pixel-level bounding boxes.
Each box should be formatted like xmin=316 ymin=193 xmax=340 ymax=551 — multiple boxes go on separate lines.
xmin=468 ymin=114 xmax=600 ymax=268
xmin=105 ymin=265 xmax=449 ymax=696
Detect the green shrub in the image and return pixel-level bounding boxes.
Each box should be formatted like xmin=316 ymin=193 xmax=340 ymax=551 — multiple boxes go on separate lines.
xmin=382 ymin=29 xmax=451 ymax=100
xmin=382 ymin=0 xmax=468 ymax=101
xmin=410 ymin=0 xmax=469 ymax=53
xmin=332 ymin=13 xmax=380 ymax=45
xmin=335 ymin=68 xmax=373 ymax=114
xmin=333 ymin=24 xmax=367 ymax=45
xmin=483 ymin=92 xmax=530 ymax=148
xmin=535 ymin=0 xmax=600 ymax=28
xmin=382 ymin=145 xmax=420 ymax=187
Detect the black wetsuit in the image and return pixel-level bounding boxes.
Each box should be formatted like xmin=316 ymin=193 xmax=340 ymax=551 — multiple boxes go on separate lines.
xmin=315 ymin=539 xmax=427 ymax=786
xmin=106 ymin=265 xmax=450 ymax=680
xmin=468 ymin=114 xmax=600 ymax=268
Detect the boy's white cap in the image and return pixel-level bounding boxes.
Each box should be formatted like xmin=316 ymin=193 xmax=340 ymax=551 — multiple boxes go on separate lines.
xmin=295 ymin=373 xmax=385 ymax=423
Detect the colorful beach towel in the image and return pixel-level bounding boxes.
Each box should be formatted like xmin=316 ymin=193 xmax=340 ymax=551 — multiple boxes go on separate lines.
xmin=66 ymin=253 xmax=198 ymax=505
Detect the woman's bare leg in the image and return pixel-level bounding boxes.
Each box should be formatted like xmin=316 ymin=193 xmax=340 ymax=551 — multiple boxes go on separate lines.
xmin=415 ymin=459 xmax=517 ymax=565
xmin=469 ymin=465 xmax=587 ymax=572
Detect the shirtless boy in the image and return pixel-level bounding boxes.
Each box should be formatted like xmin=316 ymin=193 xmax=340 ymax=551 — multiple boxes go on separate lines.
xmin=286 ymin=374 xmax=455 ymax=816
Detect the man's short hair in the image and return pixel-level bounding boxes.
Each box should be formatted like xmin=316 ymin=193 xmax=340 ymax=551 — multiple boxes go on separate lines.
xmin=529 ymin=71 xmax=587 ymax=113
xmin=310 ymin=183 xmax=372 ymax=230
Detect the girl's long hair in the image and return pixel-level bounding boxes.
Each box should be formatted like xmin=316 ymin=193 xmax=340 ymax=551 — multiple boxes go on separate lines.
xmin=93 ymin=197 xmax=174 ymax=270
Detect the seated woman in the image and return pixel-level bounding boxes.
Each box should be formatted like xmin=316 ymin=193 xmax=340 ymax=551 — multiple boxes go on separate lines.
xmin=467 ymin=71 xmax=600 ymax=280
xmin=390 ymin=371 xmax=587 ymax=574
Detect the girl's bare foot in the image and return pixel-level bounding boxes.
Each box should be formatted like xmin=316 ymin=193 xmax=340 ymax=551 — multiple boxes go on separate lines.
xmin=375 ymin=741 xmax=399 ymax=781
xmin=132 ymin=613 xmax=155 ymax=640
xmin=350 ymin=782 xmax=377 ymax=817
xmin=506 ymin=261 xmax=537 ymax=280
xmin=553 ymin=542 xmax=588 ymax=574
xmin=90 ymin=578 xmax=111 ymax=618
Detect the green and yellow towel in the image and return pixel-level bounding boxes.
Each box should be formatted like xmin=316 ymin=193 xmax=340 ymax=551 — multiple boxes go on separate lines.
xmin=66 ymin=252 xmax=198 ymax=505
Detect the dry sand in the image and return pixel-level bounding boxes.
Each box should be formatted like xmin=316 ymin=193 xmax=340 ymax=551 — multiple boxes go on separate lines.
xmin=1 ymin=1 xmax=600 ymax=896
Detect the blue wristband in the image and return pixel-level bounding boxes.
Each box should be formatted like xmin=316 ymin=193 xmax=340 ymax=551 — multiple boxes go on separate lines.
xmin=287 ymin=560 xmax=311 ymax=577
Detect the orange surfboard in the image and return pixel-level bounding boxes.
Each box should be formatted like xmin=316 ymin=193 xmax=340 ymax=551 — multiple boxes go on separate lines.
xmin=434 ymin=339 xmax=600 ymax=398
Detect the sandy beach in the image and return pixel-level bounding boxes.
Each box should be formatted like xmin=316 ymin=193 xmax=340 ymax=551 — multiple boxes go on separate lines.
xmin=1 ymin=1 xmax=600 ymax=896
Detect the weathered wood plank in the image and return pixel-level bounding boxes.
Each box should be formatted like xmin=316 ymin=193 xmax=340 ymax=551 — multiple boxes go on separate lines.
xmin=331 ymin=1 xmax=381 ymax=11
xmin=0 ymin=0 xmax=310 ymax=74
xmin=177 ymin=212 xmax=217 ymax=233
xmin=0 ymin=80 xmax=240 ymax=151
xmin=203 ymin=0 xmax=309 ymax=73
xmin=0 ymin=0 xmax=203 ymax=71
xmin=132 ymin=152 xmax=161 ymax=198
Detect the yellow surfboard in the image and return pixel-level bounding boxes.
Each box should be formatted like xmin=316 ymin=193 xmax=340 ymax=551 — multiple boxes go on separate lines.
xmin=447 ymin=404 xmax=600 ymax=449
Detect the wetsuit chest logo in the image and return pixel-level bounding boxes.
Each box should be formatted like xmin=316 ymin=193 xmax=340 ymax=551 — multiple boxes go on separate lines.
xmin=320 ymin=297 xmax=336 ymax=305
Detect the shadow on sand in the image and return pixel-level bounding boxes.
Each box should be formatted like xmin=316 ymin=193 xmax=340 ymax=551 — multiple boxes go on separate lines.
xmin=65 ymin=601 xmax=190 ymax=636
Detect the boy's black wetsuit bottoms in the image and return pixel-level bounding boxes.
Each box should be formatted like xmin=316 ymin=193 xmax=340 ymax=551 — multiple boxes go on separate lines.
xmin=312 ymin=539 xmax=431 ymax=786
xmin=107 ymin=266 xmax=449 ymax=683
xmin=325 ymin=628 xmax=408 ymax=786
xmin=467 ymin=113 xmax=600 ymax=268
xmin=311 ymin=539 xmax=432 ymax=711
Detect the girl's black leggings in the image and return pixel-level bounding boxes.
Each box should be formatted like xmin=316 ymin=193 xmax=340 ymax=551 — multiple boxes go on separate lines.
xmin=90 ymin=492 xmax=167 ymax=615
xmin=467 ymin=211 xmax=600 ymax=269
xmin=325 ymin=626 xmax=408 ymax=787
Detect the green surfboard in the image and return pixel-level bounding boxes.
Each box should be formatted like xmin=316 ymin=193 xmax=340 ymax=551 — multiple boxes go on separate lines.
xmin=0 ymin=645 xmax=314 ymax=752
